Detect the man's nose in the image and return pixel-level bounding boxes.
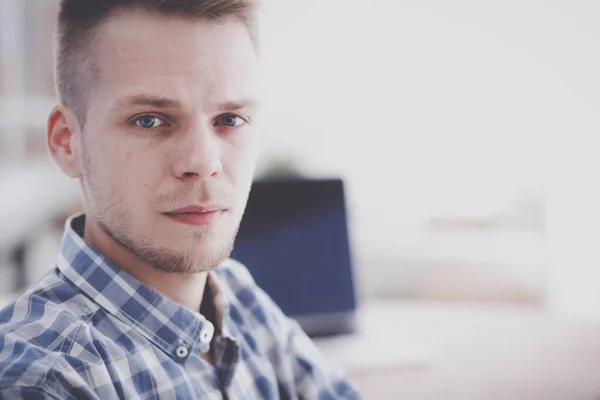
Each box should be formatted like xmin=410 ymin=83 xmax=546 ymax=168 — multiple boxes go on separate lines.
xmin=172 ymin=127 xmax=223 ymax=181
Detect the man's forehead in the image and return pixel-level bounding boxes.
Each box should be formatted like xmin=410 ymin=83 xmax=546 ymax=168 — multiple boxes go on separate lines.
xmin=93 ymin=8 xmax=256 ymax=76
xmin=89 ymin=9 xmax=260 ymax=109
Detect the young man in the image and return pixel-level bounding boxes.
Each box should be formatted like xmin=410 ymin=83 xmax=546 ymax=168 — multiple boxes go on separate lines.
xmin=0 ymin=1 xmax=362 ymax=399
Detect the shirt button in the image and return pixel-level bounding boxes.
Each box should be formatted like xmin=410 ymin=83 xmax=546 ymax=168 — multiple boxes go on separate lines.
xmin=200 ymin=323 xmax=214 ymax=344
xmin=176 ymin=345 xmax=189 ymax=359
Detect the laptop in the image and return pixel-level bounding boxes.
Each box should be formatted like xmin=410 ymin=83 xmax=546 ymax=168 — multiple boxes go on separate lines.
xmin=231 ymin=178 xmax=357 ymax=337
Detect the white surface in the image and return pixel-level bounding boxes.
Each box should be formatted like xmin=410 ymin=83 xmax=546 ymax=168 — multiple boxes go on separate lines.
xmin=258 ymin=0 xmax=571 ymax=302
xmin=0 ymin=0 xmax=27 ymax=162
xmin=0 ymin=160 xmax=79 ymax=252
xmin=259 ymin=0 xmax=588 ymax=221
xmin=313 ymin=301 xmax=433 ymax=372
xmin=0 ymin=97 xmax=56 ymax=131
xmin=345 ymin=300 xmax=600 ymax=400
xmin=0 ymin=292 xmax=17 ymax=309
xmin=352 ymin=229 xmax=548 ymax=302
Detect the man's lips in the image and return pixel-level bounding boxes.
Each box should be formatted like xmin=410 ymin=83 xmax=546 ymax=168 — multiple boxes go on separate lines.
xmin=167 ymin=205 xmax=224 ymax=214
xmin=163 ymin=205 xmax=226 ymax=226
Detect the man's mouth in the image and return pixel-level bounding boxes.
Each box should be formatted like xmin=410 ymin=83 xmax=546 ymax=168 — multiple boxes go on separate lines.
xmin=163 ymin=205 xmax=226 ymax=226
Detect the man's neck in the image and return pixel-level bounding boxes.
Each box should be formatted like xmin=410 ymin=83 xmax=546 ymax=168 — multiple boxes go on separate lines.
xmin=82 ymin=216 xmax=208 ymax=312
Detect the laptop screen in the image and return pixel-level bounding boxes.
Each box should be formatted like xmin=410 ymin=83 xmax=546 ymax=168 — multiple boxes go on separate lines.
xmin=231 ymin=178 xmax=357 ymax=335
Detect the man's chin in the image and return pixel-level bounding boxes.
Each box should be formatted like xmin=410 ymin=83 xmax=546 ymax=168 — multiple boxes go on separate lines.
xmin=146 ymin=251 xmax=230 ymax=274
xmin=152 ymin=241 xmax=234 ymax=272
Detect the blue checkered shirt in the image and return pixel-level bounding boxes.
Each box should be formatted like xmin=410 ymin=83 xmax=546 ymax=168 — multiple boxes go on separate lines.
xmin=0 ymin=215 xmax=362 ymax=399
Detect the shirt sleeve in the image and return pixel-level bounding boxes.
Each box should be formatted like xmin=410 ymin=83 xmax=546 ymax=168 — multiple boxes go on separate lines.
xmin=0 ymin=386 xmax=68 ymax=400
xmin=284 ymin=316 xmax=364 ymax=400
xmin=0 ymin=348 xmax=102 ymax=400
xmin=223 ymin=259 xmax=364 ymax=400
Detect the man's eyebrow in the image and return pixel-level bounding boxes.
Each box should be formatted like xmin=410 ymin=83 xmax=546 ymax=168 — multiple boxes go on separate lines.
xmin=113 ymin=94 xmax=259 ymax=112
xmin=114 ymin=94 xmax=182 ymax=110
xmin=217 ymin=99 xmax=259 ymax=113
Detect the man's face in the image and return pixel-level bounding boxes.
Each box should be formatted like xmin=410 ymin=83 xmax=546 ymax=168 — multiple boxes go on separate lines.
xmin=78 ymin=10 xmax=260 ymax=273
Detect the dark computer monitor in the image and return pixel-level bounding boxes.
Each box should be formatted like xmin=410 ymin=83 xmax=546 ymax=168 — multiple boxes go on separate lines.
xmin=231 ymin=178 xmax=357 ymax=336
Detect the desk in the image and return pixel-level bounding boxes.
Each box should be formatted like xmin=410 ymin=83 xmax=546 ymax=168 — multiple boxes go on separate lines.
xmin=315 ymin=300 xmax=600 ymax=400
xmin=313 ymin=301 xmax=431 ymax=372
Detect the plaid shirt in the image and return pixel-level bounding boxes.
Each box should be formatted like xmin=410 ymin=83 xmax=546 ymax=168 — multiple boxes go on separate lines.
xmin=0 ymin=215 xmax=362 ymax=399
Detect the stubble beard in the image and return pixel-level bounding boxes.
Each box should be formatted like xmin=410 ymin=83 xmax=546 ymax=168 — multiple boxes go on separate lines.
xmin=98 ymin=217 xmax=238 ymax=274
xmin=81 ymin=149 xmax=238 ymax=275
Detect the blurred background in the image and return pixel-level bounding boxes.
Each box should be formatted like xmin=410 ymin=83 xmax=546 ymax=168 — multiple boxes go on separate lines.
xmin=2 ymin=0 xmax=600 ymax=398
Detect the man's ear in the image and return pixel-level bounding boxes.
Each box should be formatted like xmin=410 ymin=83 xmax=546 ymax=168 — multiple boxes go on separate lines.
xmin=47 ymin=104 xmax=83 ymax=178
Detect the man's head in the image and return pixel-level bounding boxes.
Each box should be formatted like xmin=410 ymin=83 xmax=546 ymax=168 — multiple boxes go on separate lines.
xmin=48 ymin=0 xmax=261 ymax=274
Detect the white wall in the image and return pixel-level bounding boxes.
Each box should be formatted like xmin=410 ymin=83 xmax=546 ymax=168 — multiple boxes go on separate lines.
xmin=258 ymin=0 xmax=600 ymax=304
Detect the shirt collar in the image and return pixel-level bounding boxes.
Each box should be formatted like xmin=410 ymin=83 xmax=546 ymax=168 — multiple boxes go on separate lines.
xmin=56 ymin=213 xmax=231 ymax=359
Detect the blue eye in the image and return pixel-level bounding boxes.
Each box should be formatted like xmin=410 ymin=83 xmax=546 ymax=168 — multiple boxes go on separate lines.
xmin=135 ymin=115 xmax=165 ymax=128
xmin=217 ymin=115 xmax=245 ymax=127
